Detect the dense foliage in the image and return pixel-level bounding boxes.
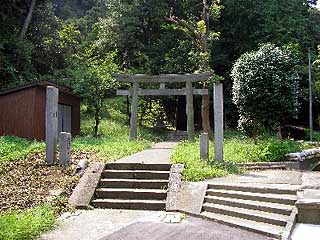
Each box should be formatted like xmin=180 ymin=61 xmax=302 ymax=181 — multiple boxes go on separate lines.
xmin=231 ymin=43 xmax=300 ymax=136
xmin=0 ymin=0 xmax=320 ymax=132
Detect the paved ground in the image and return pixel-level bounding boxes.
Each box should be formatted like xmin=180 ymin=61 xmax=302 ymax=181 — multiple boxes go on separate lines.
xmin=41 ymin=209 xmax=270 ymax=240
xmin=291 ymin=223 xmax=320 ymax=240
xmin=116 ymin=142 xmax=178 ymax=164
xmin=43 ymin=170 xmax=320 ymax=240
xmin=206 ymin=169 xmax=320 ymax=189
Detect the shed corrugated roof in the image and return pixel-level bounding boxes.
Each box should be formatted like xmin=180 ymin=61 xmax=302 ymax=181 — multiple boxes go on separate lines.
xmin=0 ymin=81 xmax=77 ymax=97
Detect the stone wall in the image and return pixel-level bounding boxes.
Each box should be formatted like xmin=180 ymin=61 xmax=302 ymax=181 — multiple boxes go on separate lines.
xmin=285 ymin=148 xmax=320 ymax=170
xmin=285 ymin=148 xmax=320 ymax=161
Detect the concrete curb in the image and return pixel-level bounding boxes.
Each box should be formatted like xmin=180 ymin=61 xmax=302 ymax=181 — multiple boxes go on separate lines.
xmin=167 ymin=181 xmax=208 ymax=215
xmin=69 ymin=162 xmax=105 ymax=209
xmin=236 ymin=161 xmax=300 ymax=170
xmin=282 ymin=207 xmax=297 ymax=240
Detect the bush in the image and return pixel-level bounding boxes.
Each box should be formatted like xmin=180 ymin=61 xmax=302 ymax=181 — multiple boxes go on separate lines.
xmin=256 ymin=138 xmax=302 ymax=162
xmin=231 ymin=43 xmax=300 ymax=136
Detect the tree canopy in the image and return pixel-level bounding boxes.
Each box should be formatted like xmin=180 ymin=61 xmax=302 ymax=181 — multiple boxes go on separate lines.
xmin=1 ymin=0 xmax=320 ymax=134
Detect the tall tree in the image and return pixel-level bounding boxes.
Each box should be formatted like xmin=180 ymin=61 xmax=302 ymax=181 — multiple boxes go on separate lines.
xmin=20 ymin=0 xmax=36 ymax=38
xmin=166 ymin=0 xmax=222 ymax=135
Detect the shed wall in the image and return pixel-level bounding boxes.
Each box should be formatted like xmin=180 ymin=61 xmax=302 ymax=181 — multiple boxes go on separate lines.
xmin=0 ymin=88 xmax=36 ymax=140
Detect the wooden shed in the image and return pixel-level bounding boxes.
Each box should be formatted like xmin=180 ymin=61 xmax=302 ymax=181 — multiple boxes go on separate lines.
xmin=0 ymin=81 xmax=80 ymax=141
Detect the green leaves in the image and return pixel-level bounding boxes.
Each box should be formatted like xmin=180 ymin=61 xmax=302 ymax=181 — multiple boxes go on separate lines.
xmin=231 ymin=43 xmax=301 ymax=135
xmin=196 ymin=20 xmax=206 ymax=34
xmin=209 ymin=0 xmax=223 ymax=20
xmin=58 ymin=22 xmax=80 ymax=48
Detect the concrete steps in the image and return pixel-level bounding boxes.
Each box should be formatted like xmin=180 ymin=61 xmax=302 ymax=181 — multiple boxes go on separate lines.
xmin=91 ymin=199 xmax=166 ymax=210
xmin=243 ymin=165 xmax=287 ymax=170
xmin=91 ymin=163 xmax=171 ymax=210
xmin=201 ymin=211 xmax=283 ymax=239
xmin=207 ymin=183 xmax=297 ymax=195
xmin=166 ymin=131 xmax=188 ymax=141
xmin=203 ymin=203 xmax=288 ymax=226
xmin=206 ymin=189 xmax=297 ymax=205
xmin=99 ymin=179 xmax=169 ymax=189
xmin=102 ymin=170 xmax=170 ymax=179
xmin=201 ymin=184 xmax=297 ymax=239
xmin=95 ymin=188 xmax=167 ymax=200
xmin=204 ymin=195 xmax=292 ymax=215
xmin=236 ymin=163 xmax=287 ymax=171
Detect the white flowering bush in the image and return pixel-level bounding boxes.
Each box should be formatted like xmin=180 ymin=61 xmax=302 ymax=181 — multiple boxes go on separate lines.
xmin=231 ymin=43 xmax=300 ymax=136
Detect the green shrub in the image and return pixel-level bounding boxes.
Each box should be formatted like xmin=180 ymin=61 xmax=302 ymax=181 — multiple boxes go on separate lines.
xmin=0 ymin=205 xmax=56 ymax=240
xmin=304 ymin=129 xmax=320 ymax=142
xmin=231 ymin=43 xmax=300 ymax=136
xmin=256 ymin=138 xmax=302 ymax=162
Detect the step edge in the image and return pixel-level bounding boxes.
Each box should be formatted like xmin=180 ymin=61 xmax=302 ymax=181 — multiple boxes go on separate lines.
xmin=91 ymin=199 xmax=166 ymax=204
xmin=203 ymin=203 xmax=289 ymax=223
xmin=204 ymin=195 xmax=294 ymax=210
xmin=206 ymin=189 xmax=298 ymax=200
xmin=207 ymin=185 xmax=297 ymax=195
xmin=201 ymin=212 xmax=282 ymax=239
xmin=103 ymin=170 xmax=171 ymax=173
xmin=96 ymin=188 xmax=167 ymax=192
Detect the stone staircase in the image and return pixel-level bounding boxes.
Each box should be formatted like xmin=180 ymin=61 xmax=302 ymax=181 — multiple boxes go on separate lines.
xmin=91 ymin=163 xmax=171 ymax=210
xmin=166 ymin=131 xmax=188 ymax=141
xmin=200 ymin=184 xmax=298 ymax=239
xmin=237 ymin=162 xmax=287 ymax=171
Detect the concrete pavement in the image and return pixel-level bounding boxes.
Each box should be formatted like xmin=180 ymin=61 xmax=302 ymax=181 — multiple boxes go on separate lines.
xmin=115 ymin=142 xmax=179 ymax=164
xmin=41 ymin=209 xmax=270 ymax=240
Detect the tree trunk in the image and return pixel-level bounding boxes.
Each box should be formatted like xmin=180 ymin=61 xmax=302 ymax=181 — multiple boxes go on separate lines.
xmin=126 ymin=96 xmax=131 ymax=126
xmin=201 ymin=0 xmax=211 ymax=135
xmin=20 ymin=0 xmax=36 ymax=38
xmin=176 ymin=96 xmax=187 ymax=130
xmin=202 ymin=94 xmax=211 ymax=135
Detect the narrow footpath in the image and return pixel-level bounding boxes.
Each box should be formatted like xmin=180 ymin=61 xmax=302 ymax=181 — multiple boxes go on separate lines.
xmin=115 ymin=141 xmax=179 ymax=164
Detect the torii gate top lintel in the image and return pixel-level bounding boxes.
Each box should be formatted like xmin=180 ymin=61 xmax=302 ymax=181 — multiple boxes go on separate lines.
xmin=112 ymin=71 xmax=214 ymax=83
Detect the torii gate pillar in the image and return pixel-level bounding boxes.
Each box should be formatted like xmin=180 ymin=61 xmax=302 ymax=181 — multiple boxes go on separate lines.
xmin=130 ymin=82 xmax=139 ymax=140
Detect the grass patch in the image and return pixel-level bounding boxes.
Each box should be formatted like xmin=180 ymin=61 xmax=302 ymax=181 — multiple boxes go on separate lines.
xmin=0 ymin=205 xmax=56 ymax=240
xmin=171 ymin=140 xmax=241 ymax=181
xmin=172 ymin=131 xmax=303 ymax=181
xmin=0 ymin=136 xmax=44 ymax=164
xmin=224 ymin=131 xmax=302 ymax=163
xmin=72 ymin=136 xmax=150 ymax=161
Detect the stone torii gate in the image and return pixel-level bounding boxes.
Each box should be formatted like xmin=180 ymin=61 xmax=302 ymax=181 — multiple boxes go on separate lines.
xmin=113 ymin=72 xmax=214 ymax=141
